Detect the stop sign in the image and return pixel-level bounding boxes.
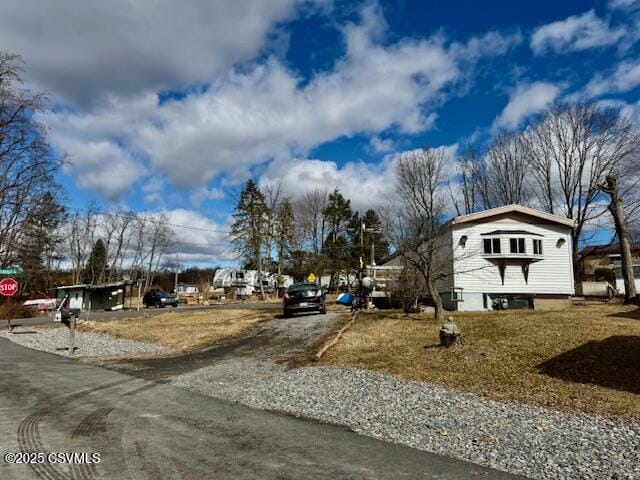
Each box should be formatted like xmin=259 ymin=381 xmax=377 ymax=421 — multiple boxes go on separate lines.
xmin=0 ymin=277 xmax=18 ymax=297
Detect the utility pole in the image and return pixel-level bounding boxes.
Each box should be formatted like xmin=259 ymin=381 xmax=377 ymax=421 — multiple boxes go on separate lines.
xmin=359 ymin=222 xmax=365 ymax=274
xmin=174 ymin=253 xmax=179 ymax=294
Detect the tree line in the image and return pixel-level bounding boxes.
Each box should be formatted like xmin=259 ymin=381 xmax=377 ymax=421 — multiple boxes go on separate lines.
xmin=230 ymin=180 xmax=390 ymax=295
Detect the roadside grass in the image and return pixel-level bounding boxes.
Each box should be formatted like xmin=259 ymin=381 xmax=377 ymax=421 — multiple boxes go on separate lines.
xmin=320 ymin=303 xmax=640 ymax=419
xmin=77 ymin=309 xmax=275 ymax=352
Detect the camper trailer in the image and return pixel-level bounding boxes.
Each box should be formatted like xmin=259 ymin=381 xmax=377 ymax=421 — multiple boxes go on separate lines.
xmin=213 ymin=269 xmax=294 ymax=297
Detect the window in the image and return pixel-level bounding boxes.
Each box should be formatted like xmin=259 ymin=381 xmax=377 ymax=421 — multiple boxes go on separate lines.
xmin=483 ymin=238 xmax=501 ymax=254
xmin=451 ymin=287 xmax=464 ymax=302
xmin=533 ymin=239 xmax=543 ymax=255
xmin=510 ymin=238 xmax=526 ymax=254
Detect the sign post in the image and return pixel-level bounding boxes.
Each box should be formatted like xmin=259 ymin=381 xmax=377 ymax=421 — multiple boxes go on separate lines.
xmin=0 ymin=277 xmax=18 ymax=332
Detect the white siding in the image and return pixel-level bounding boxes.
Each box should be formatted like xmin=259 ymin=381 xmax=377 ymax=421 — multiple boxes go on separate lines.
xmin=434 ymin=228 xmax=455 ymax=293
xmin=615 ymin=278 xmax=640 ymax=295
xmin=451 ymin=220 xmax=574 ymax=296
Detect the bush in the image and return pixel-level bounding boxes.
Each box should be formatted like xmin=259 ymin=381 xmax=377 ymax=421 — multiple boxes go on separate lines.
xmin=0 ymin=300 xmax=34 ymax=319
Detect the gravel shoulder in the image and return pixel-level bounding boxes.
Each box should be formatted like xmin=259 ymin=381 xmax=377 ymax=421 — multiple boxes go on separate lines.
xmin=1 ymin=325 xmax=171 ymax=358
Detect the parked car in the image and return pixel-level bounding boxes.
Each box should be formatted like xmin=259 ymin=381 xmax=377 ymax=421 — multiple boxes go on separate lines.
xmin=143 ymin=289 xmax=178 ymax=308
xmin=283 ymin=282 xmax=326 ymax=317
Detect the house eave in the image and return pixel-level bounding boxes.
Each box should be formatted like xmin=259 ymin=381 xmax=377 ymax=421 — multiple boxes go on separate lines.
xmin=451 ymin=204 xmax=576 ymax=228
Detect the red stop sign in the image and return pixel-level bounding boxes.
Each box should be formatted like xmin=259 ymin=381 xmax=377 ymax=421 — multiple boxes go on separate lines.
xmin=0 ymin=277 xmax=18 ymax=297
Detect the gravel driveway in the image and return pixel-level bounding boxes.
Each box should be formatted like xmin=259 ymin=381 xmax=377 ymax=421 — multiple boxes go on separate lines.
xmin=114 ymin=310 xmax=343 ymax=381
xmin=163 ymin=311 xmax=640 ymax=480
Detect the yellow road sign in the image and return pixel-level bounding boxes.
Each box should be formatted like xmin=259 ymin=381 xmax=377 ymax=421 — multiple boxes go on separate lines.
xmin=307 ymin=273 xmax=316 ymax=283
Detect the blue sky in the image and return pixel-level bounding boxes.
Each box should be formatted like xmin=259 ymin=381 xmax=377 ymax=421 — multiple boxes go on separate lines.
xmin=1 ymin=0 xmax=639 ymax=264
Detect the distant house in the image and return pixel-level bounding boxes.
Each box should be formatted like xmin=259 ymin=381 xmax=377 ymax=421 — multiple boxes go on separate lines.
xmin=383 ymin=204 xmax=576 ymax=311
xmin=56 ymin=281 xmax=133 ymax=313
xmin=580 ymin=243 xmax=640 ymax=295
xmin=176 ymin=283 xmax=198 ymax=294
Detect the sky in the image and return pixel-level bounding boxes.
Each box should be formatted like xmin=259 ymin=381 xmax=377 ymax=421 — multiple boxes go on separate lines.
xmin=1 ymin=0 xmax=639 ymax=266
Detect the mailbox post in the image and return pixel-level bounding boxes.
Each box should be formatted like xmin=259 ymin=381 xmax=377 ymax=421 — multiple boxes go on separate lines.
xmin=54 ymin=295 xmax=76 ymax=356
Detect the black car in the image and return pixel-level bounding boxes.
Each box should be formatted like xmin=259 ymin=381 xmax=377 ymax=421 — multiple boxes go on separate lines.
xmin=143 ymin=289 xmax=178 ymax=308
xmin=283 ymin=282 xmax=326 ymax=317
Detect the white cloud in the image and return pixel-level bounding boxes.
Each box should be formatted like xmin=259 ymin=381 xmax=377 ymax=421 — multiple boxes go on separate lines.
xmin=369 ymin=136 xmax=395 ymax=153
xmin=56 ymin=138 xmax=144 ymax=201
xmin=21 ymin=3 xmax=518 ymax=200
xmin=608 ymin=0 xmax=638 ymax=11
xmin=596 ymin=98 xmax=640 ymax=123
xmin=0 ymin=0 xmax=304 ymax=107
xmin=190 ymin=187 xmax=225 ymax=206
xmin=584 ymin=60 xmax=640 ymax=97
xmin=259 ymin=144 xmax=459 ymax=212
xmin=492 ymin=82 xmax=561 ymax=131
xmin=159 ymin=209 xmax=234 ymax=265
xmin=260 ymin=157 xmax=397 ymax=211
xmin=531 ymin=10 xmax=625 ymax=55
xmin=42 ymin=5 xmax=499 ymax=196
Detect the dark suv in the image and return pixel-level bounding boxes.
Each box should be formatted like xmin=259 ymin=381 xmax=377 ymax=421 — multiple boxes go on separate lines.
xmin=283 ymin=282 xmax=326 ymax=317
xmin=143 ymin=289 xmax=178 ymax=308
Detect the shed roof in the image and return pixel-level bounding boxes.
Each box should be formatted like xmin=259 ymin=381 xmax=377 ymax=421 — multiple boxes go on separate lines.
xmin=56 ymin=280 xmax=131 ymax=290
xmin=581 ymin=243 xmax=640 ymax=256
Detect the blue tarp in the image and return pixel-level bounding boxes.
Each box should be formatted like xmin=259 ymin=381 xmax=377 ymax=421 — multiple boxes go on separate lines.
xmin=336 ymin=293 xmax=353 ymax=306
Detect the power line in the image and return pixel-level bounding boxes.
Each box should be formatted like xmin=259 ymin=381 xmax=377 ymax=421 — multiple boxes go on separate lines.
xmin=165 ymin=222 xmax=229 ymax=234
xmin=173 ymin=241 xmax=231 ymax=248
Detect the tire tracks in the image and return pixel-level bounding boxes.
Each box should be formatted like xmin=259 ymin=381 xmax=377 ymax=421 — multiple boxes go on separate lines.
xmin=16 ymin=380 xmax=130 ymax=480
xmin=70 ymin=408 xmax=114 ymax=480
xmin=17 ymin=414 xmax=67 ymax=480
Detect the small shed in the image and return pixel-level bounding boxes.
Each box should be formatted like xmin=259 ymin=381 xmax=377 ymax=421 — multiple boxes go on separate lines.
xmin=56 ymin=281 xmax=133 ymax=313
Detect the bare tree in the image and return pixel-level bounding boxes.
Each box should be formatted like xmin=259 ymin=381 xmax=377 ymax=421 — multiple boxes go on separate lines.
xmin=450 ymin=145 xmax=487 ymax=215
xmin=393 ymin=148 xmax=450 ymax=321
xmin=143 ymin=214 xmax=175 ymax=290
xmin=294 ymin=187 xmax=328 ymax=276
xmin=0 ymin=53 xmax=63 ymax=267
xmin=108 ymin=210 xmax=136 ymax=281
xmin=485 ymin=132 xmax=529 ymax=206
xmin=523 ymin=103 xmax=640 ymax=288
xmin=67 ymin=206 xmax=98 ymax=284
xmin=263 ymin=180 xmax=283 ymax=271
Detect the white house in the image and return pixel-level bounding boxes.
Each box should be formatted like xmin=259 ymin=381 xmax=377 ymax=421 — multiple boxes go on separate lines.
xmin=386 ymin=204 xmax=576 ymax=311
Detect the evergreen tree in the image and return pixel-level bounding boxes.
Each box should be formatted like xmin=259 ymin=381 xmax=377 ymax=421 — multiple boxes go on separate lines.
xmin=17 ymin=191 xmax=66 ymax=295
xmin=85 ymin=239 xmax=107 ymax=284
xmin=322 ymin=189 xmax=353 ymax=289
xmin=230 ymin=180 xmax=269 ymax=297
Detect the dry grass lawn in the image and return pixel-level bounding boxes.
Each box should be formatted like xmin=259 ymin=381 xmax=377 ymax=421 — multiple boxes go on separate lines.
xmin=77 ymin=309 xmax=274 ymax=352
xmin=321 ymin=303 xmax=640 ymax=419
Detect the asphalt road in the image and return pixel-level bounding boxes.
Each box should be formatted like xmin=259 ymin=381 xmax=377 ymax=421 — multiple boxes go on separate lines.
xmin=0 ymin=338 xmax=524 ymax=480
xmin=5 ymin=302 xmax=281 ymax=329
